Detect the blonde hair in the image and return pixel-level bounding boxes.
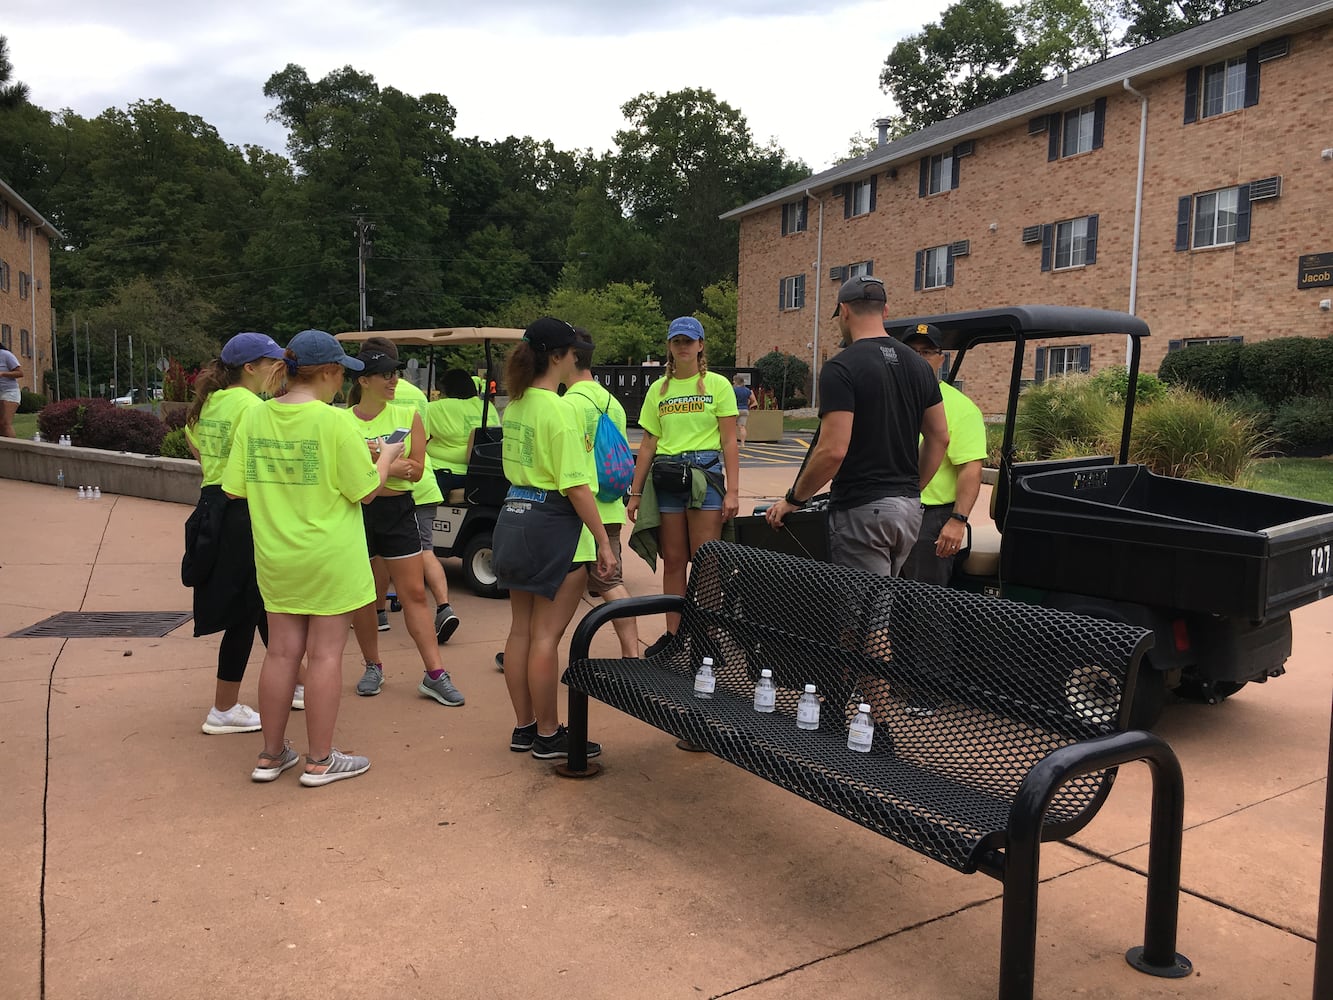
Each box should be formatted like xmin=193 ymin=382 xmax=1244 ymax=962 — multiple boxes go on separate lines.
xmin=659 ymin=342 xmax=709 ymax=397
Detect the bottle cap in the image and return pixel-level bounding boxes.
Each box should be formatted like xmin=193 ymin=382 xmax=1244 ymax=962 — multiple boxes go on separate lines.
xmin=702 ymin=657 xmax=714 ymax=666
xmin=804 ymin=684 xmax=816 ymax=693
xmin=858 ymin=703 xmax=871 ymax=713
xmin=760 ymin=669 xmax=772 ymax=677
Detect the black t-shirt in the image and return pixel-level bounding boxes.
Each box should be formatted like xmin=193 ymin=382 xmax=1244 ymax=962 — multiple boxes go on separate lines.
xmin=818 ymin=337 xmax=943 ymax=510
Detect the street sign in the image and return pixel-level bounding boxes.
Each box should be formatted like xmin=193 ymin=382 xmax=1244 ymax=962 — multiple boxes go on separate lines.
xmin=156 ymin=357 xmax=170 ymax=373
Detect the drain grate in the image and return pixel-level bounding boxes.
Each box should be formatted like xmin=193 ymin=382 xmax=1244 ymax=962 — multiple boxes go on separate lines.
xmin=8 ymin=611 xmax=194 ymax=639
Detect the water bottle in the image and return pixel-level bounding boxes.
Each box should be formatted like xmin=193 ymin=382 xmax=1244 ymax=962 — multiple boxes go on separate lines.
xmin=33 ymin=430 xmax=42 ymax=442
xmin=77 ymin=485 xmax=87 ymax=499
xmin=796 ymin=684 xmax=821 ymax=730
xmin=848 ymin=703 xmax=875 ymax=753
xmin=752 ymin=668 xmax=776 ymax=713
xmin=56 ymin=468 xmax=64 ymax=489
xmin=693 ymin=656 xmax=716 ymax=699
xmin=92 ymin=486 xmax=102 ymax=500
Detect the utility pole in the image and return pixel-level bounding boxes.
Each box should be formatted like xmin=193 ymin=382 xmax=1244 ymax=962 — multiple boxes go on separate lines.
xmin=356 ymin=216 xmax=376 ymax=331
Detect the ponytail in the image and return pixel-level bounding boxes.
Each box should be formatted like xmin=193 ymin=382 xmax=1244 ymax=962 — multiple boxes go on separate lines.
xmin=186 ymin=360 xmax=242 ymax=428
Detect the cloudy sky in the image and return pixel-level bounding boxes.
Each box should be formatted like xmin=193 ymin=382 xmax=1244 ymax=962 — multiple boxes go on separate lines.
xmin=5 ymin=0 xmax=947 ymax=172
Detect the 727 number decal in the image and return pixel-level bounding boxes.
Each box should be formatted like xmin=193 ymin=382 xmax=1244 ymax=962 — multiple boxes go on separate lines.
xmin=1314 ymin=544 xmax=1332 ymax=578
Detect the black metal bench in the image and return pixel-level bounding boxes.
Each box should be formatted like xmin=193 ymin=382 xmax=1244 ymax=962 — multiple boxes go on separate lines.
xmin=562 ymin=540 xmax=1191 ymax=1000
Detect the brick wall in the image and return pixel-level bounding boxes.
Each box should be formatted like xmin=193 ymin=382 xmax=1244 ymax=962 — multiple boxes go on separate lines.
xmin=0 ymin=199 xmax=54 ymax=397
xmin=735 ymin=23 xmax=1333 ymax=416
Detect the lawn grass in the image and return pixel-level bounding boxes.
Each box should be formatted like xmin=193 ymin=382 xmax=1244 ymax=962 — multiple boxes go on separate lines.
xmin=1248 ymin=457 xmax=1333 ymax=503
xmin=783 ymin=416 xmax=820 ymax=431
xmin=12 ymin=412 xmax=38 ymax=439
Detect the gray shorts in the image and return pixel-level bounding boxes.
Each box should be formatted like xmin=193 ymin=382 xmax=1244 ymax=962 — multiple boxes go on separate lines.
xmin=415 ymin=504 xmax=436 ymax=552
xmin=0 ymin=381 xmax=20 ymax=403
xmin=736 ymin=411 xmax=748 ymax=429
xmin=827 ymin=496 xmax=923 ymax=577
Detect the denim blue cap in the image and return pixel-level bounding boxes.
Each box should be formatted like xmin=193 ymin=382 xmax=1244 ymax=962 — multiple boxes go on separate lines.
xmin=287 ymin=329 xmax=364 ymax=371
xmin=220 ymin=332 xmax=285 ymax=365
xmin=667 ymin=316 xmax=705 ymax=341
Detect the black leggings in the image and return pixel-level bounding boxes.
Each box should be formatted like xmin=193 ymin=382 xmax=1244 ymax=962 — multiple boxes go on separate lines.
xmin=217 ymin=615 xmax=269 ymax=684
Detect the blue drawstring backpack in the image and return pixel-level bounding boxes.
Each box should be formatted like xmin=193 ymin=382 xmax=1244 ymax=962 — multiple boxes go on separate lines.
xmin=594 ymin=398 xmax=635 ymax=502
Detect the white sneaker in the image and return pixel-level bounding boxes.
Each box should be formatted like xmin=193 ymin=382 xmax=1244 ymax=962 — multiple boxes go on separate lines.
xmin=202 ymin=703 xmax=262 ymax=735
xmin=291 ymin=684 xmax=305 ymax=711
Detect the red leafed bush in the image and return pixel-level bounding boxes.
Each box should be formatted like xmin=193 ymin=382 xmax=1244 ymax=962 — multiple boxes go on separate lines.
xmin=80 ymin=406 xmax=168 ymax=455
xmin=37 ymin=397 xmax=116 ymax=445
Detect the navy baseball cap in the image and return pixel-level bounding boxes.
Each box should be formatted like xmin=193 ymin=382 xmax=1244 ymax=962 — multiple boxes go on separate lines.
xmin=220 ymin=332 xmax=285 ymax=366
xmin=287 ymin=329 xmax=364 ymax=371
xmin=667 ymin=316 xmax=705 ymax=341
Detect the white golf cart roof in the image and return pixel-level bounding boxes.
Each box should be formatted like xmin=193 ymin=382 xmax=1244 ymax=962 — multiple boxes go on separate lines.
xmin=334 ymin=328 xmax=526 ymax=347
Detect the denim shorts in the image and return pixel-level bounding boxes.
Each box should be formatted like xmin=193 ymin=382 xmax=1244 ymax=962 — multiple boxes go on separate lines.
xmin=656 ymin=450 xmax=724 ymax=514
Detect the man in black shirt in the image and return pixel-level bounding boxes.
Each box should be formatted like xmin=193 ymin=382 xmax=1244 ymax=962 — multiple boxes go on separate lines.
xmin=765 ymin=275 xmax=948 ymax=576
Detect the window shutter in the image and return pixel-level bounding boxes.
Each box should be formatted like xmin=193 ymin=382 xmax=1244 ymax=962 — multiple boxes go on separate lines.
xmin=1040 ymin=224 xmax=1053 ymax=272
xmin=1092 ymin=97 xmax=1106 ymax=150
xmin=780 ymin=207 xmax=789 ymax=237
xmin=1078 ymin=346 xmax=1091 ymax=373
xmin=1034 ymin=347 xmax=1047 ymax=383
xmin=1235 ymin=184 xmax=1252 ymax=243
xmin=918 ymin=158 xmax=929 ymax=198
xmin=800 ymin=197 xmax=808 ymax=230
xmin=914 ymin=250 xmax=924 ymax=291
xmin=1021 ymin=225 xmax=1042 ymax=244
xmin=843 ymin=186 xmax=852 ymax=220
xmin=1167 ymin=339 xmax=1183 ymax=353
xmin=1048 ymin=117 xmax=1061 ymax=161
xmin=950 ymin=155 xmax=961 ymax=190
xmin=946 ymin=247 xmax=956 ymax=286
xmin=1244 ymin=47 xmax=1260 ymax=107
xmin=865 ymin=260 xmax=873 ymax=276
xmin=829 ymin=265 xmax=847 ymax=281
xmin=1175 ymin=196 xmax=1192 ymax=251
xmin=779 ymin=279 xmax=785 ymax=311
xmin=796 ymin=275 xmax=806 ymax=309
xmin=1184 ymin=67 xmax=1201 ymax=124
xmin=868 ymin=175 xmax=877 ymax=212
xmin=1085 ymin=215 xmax=1099 ymax=265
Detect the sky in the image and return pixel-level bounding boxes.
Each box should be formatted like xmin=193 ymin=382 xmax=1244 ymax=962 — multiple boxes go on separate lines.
xmin=4 ymin=0 xmax=948 ymax=173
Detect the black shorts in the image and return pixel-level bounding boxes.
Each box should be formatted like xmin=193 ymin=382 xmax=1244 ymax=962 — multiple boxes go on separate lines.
xmin=492 ymin=486 xmax=583 ymax=600
xmin=362 ymin=493 xmax=421 ymax=560
xmin=190 ymin=487 xmax=264 ymax=636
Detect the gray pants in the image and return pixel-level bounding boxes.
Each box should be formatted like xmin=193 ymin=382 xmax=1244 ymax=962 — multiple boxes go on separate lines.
xmin=900 ymin=503 xmax=956 ymax=586
xmin=827 ymin=495 xmax=922 ymax=577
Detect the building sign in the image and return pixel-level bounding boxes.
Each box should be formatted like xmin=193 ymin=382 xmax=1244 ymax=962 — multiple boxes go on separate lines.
xmin=1299 ymin=252 xmax=1333 ymax=289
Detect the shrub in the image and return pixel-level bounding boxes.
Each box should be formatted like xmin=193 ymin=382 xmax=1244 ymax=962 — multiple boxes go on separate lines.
xmin=1157 ymin=341 xmax=1243 ymax=398
xmin=1090 ymin=365 xmax=1166 ymax=405
xmin=1015 ymin=375 xmax=1117 ymax=459
xmin=163 ymin=357 xmax=193 ymax=403
xmin=161 ymin=403 xmax=189 ymax=430
xmin=1235 ymin=337 xmax=1333 ymax=410
xmin=753 ymin=351 xmax=810 ymax=409
xmin=1270 ymin=395 xmax=1333 ymax=455
xmin=159 ymin=426 xmax=194 ymax=459
xmin=37 ymin=397 xmax=116 ymax=445
xmin=1226 ymin=391 xmax=1275 ymax=444
xmin=18 ymin=389 xmax=46 ymax=413
xmin=80 ymin=406 xmax=168 ymax=455
xmin=1129 ymin=387 xmax=1264 ymax=483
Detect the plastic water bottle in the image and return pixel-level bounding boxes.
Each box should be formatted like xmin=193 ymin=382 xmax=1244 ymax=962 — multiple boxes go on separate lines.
xmin=848 ymin=703 xmax=875 ymax=753
xmin=92 ymin=486 xmax=102 ymax=500
xmin=56 ymin=468 xmax=64 ymax=489
xmin=752 ymin=669 xmax=776 ymax=713
xmin=693 ymin=656 xmax=716 ymax=699
xmin=77 ymin=485 xmax=87 ymax=499
xmin=796 ymin=684 xmax=821 ymax=730
xmin=33 ymin=430 xmax=42 ymax=442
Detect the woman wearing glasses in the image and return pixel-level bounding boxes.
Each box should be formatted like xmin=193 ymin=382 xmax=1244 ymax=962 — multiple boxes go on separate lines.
xmin=345 ymin=349 xmax=465 ymax=708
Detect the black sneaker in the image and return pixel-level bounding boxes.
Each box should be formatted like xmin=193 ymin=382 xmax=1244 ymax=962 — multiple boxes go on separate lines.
xmin=644 ymin=631 xmax=676 ymax=658
xmin=510 ymin=721 xmax=538 ymax=753
xmin=494 ymin=652 xmax=504 ymax=672
xmin=531 ymin=725 xmax=602 ymax=761
xmin=435 ymin=604 xmax=460 ymax=644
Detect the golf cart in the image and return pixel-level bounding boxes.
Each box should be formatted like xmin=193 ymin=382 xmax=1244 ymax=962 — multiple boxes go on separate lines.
xmin=335 ymin=327 xmax=519 ymax=598
xmin=738 ymin=305 xmax=1333 ymax=726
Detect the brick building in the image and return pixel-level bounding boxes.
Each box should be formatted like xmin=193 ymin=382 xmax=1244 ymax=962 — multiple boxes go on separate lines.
xmin=0 ymin=178 xmax=60 ymax=396
xmin=724 ymin=0 xmax=1333 ymax=414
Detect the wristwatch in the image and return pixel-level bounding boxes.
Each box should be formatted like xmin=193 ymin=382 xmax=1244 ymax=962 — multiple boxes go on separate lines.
xmin=950 ymin=512 xmax=969 ymax=524
xmin=784 ymin=488 xmax=807 ymax=508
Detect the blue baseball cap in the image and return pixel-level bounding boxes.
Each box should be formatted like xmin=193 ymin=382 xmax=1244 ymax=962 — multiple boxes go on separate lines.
xmin=287 ymin=329 xmax=364 ymax=371
xmin=220 ymin=332 xmax=285 ymax=366
xmin=667 ymin=316 xmax=705 ymax=341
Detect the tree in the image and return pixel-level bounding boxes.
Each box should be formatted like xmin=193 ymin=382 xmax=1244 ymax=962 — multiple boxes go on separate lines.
xmin=546 ymin=282 xmax=667 ymax=365
xmin=694 ymin=281 xmax=738 ymax=367
xmin=0 ymin=35 xmax=29 ymax=109
xmin=1117 ymin=0 xmax=1262 ymax=47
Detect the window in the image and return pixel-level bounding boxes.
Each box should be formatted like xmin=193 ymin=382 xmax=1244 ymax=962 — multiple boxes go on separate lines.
xmin=843 ymin=177 xmax=875 ymax=218
xmin=780 ymin=198 xmax=808 ymax=236
xmin=1176 ymin=186 xmax=1250 ymax=250
xmin=1034 ymin=344 xmax=1091 ymax=381
xmin=20 ymin=329 xmax=31 ymax=358
xmin=1039 ymin=216 xmax=1098 ymax=271
xmin=1182 ymin=42 xmax=1281 ymax=124
xmin=1202 ymin=57 xmax=1246 ymax=117
xmin=914 ymin=245 xmax=953 ymax=291
xmin=847 ymin=260 xmax=873 ymax=280
xmin=0 ymin=200 xmax=7 ymax=228
xmin=18 ymin=271 xmax=30 ymax=300
xmin=16 ymin=216 xmax=29 ymax=242
xmin=918 ymin=143 xmax=972 ymax=196
xmin=1063 ymin=105 xmax=1093 ymax=156
xmin=0 ymin=260 xmax=9 ymax=292
xmin=1166 ymin=335 xmax=1244 ymax=352
xmin=0 ymin=324 xmax=9 ymax=350
xmin=779 ymin=274 xmax=806 ymax=311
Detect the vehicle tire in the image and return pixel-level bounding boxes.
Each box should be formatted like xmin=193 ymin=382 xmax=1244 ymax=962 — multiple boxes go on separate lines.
xmin=1174 ymin=678 xmax=1248 ymax=705
xmin=461 ymin=532 xmax=507 ymax=599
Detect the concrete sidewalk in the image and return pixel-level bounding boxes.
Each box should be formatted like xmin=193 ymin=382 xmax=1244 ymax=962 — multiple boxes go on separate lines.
xmin=0 ymin=473 xmax=1325 ymax=999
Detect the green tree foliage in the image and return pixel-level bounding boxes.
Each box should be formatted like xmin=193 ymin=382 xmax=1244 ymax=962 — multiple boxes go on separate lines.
xmin=753 ymin=351 xmax=811 ymax=408
xmin=0 ymin=35 xmax=29 ymax=109
xmin=1157 ymin=340 xmax=1244 ymax=397
xmin=546 ymin=282 xmax=667 ymax=365
xmin=694 ymin=281 xmax=738 ymax=367
xmin=1117 ymin=0 xmax=1262 ymax=48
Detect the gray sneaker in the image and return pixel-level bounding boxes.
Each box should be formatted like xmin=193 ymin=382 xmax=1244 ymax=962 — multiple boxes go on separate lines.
xmin=356 ymin=661 xmax=384 ymax=696
xmin=419 ymin=671 xmax=465 ymax=706
xmin=376 ymin=609 xmax=390 ymax=631
xmin=299 ymin=748 xmax=370 ymax=787
xmin=434 ymin=604 xmax=460 ymax=643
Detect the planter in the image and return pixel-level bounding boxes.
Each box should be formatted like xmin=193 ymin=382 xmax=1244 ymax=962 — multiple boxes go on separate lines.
xmin=747 ymin=409 xmax=784 ymax=443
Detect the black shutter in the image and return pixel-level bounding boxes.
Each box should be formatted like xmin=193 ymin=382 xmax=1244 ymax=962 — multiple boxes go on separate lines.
xmin=1040 ymin=224 xmax=1053 ymax=272
xmin=800 ymin=197 xmax=808 ymax=231
xmin=1175 ymin=196 xmax=1192 ymax=251
xmin=950 ymin=155 xmax=961 ymax=190
xmin=1034 ymin=347 xmax=1047 ymax=383
xmin=1244 ymin=47 xmax=1260 ymax=107
xmin=1235 ymin=184 xmax=1252 ymax=243
xmin=918 ymin=158 xmax=929 ymax=198
xmin=1092 ymin=97 xmax=1106 ymax=150
xmin=865 ymin=260 xmax=873 ymax=276
xmin=1078 ymin=346 xmax=1091 ymax=373
xmin=843 ymin=186 xmax=852 ymax=219
xmin=868 ymin=175 xmax=877 ymax=212
xmin=1085 ymin=215 xmax=1099 ymax=265
xmin=1048 ymin=116 xmax=1061 ymax=160
xmin=778 ymin=279 xmax=784 ymax=311
xmin=1184 ymin=66 xmax=1201 ymax=124
xmin=780 ymin=205 xmax=789 ymax=237
xmin=946 ymin=247 xmax=955 ymax=286
xmin=914 ymin=250 xmax=924 ymax=291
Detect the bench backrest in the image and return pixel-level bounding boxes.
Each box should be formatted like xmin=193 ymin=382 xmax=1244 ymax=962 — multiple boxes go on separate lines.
xmin=675 ymin=541 xmax=1153 ymax=820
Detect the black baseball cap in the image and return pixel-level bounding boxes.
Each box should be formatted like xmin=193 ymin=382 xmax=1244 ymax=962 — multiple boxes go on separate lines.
xmin=357 ymin=348 xmax=406 ymax=375
xmin=900 ymin=323 xmax=943 ymax=349
xmin=523 ymin=316 xmax=594 ymax=352
xmin=831 ymin=275 xmax=887 ymax=317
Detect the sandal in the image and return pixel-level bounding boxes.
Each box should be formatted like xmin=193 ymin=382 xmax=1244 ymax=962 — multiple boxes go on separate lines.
xmin=299 ymin=748 xmax=371 ymax=787
xmin=251 ymin=741 xmax=299 ymax=782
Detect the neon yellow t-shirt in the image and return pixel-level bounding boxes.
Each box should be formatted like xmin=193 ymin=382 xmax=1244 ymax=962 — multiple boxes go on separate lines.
xmin=345 ymin=400 xmax=418 ymax=494
xmin=222 ymin=399 xmax=380 ymax=615
xmin=185 ymin=387 xmax=264 ymax=487
xmin=921 ymin=382 xmax=988 ymax=506
xmin=392 ymin=380 xmax=443 ymax=506
xmin=502 ymin=387 xmax=595 ymax=561
xmin=563 ymin=379 xmax=628 ymax=527
xmin=638 ymin=370 xmax=738 ymax=455
xmin=425 ymin=396 xmax=494 ymax=474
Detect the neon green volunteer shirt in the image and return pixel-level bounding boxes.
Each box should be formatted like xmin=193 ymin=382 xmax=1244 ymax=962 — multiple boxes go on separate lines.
xmin=501 ymin=386 xmax=596 ymax=562
xmin=563 ymin=378 xmax=629 ymax=527
xmin=638 ymin=370 xmax=738 ymax=455
xmin=425 ymin=396 xmax=494 ymax=474
xmin=345 ymin=400 xmax=418 ymax=494
xmin=920 ymin=382 xmax=988 ymax=506
xmin=185 ymin=387 xmax=264 ymax=487
xmin=222 ymin=399 xmax=380 ymax=615
xmin=392 ymin=379 xmax=443 ymax=506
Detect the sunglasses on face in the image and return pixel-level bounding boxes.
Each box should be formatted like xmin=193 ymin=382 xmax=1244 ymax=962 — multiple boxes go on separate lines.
xmin=371 ymin=371 xmax=399 ymax=381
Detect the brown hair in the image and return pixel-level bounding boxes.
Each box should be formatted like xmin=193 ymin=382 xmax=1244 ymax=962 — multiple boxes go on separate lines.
xmin=186 ymin=360 xmax=243 ymax=428
xmin=659 ymin=341 xmax=709 ymax=397
xmin=505 ymin=341 xmax=569 ymax=400
xmin=362 ymin=336 xmax=399 ymax=358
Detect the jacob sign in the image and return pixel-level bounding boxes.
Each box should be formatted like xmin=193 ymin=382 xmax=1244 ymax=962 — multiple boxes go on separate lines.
xmin=1299 ymin=252 xmax=1333 ymax=290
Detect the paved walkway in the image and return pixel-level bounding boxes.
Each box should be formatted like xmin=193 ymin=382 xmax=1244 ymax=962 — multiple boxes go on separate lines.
xmin=0 ymin=471 xmax=1326 ymax=999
